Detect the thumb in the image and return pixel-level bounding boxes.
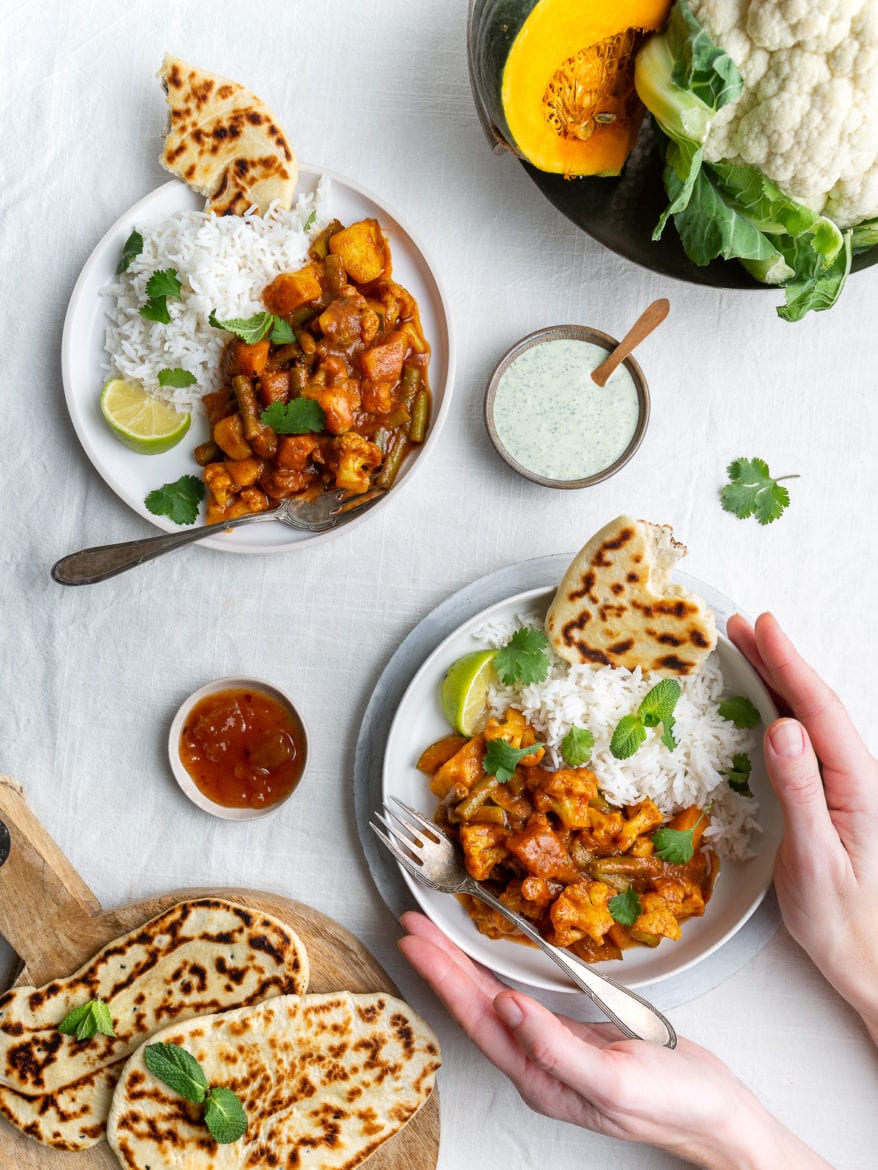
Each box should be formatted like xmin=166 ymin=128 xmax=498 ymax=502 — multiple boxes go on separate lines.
xmin=764 ymin=719 xmax=833 ymax=856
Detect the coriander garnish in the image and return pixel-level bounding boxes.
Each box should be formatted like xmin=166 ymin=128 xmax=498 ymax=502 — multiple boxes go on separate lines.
xmin=482 ymin=737 xmax=544 ymax=784
xmin=721 ymin=457 xmax=798 ymax=525
xmin=493 ymin=628 xmax=551 ymax=687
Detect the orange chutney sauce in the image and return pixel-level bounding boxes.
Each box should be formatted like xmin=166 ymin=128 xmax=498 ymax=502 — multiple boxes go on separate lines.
xmin=179 ymin=688 xmax=306 ymax=810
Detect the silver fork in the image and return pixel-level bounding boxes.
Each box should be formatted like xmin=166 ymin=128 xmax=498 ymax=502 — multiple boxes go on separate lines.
xmin=50 ymin=488 xmax=385 ymax=585
xmin=372 ymin=796 xmax=677 ymax=1047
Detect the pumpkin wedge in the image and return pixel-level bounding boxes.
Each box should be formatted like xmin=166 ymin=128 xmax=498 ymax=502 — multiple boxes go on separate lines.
xmin=469 ymin=0 xmax=671 ymax=176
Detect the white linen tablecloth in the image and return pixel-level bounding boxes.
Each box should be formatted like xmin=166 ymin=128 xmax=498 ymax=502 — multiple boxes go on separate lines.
xmin=1 ymin=2 xmax=876 ymax=1166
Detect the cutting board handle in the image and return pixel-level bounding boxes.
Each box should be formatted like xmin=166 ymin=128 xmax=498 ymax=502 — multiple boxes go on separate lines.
xmin=0 ymin=777 xmax=103 ymax=984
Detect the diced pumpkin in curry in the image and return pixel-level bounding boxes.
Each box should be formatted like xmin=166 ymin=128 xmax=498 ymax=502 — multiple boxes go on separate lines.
xmin=329 ymin=218 xmax=388 ymax=283
xmin=263 ymin=264 xmax=323 ymax=316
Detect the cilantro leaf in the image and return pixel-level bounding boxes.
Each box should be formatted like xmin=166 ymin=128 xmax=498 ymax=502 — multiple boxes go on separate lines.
xmin=269 ymin=316 xmax=296 ymax=344
xmin=724 ymin=752 xmax=753 ymax=796
xmin=204 ymin=1086 xmax=248 ymax=1144
xmin=720 ymin=457 xmax=798 ymax=525
xmin=209 ymin=309 xmax=274 ymax=344
xmin=139 ymin=295 xmax=171 ymax=323
xmin=146 ymin=268 xmax=183 ymax=300
xmin=145 ymin=474 xmax=205 ymax=526
xmin=261 ymin=398 xmax=326 ymax=435
xmin=608 ymin=885 xmax=642 ymax=927
xmin=609 ymin=714 xmax=647 ymax=760
xmin=494 ymin=628 xmax=551 ymax=686
xmin=58 ymin=997 xmax=115 ymax=1041
xmin=144 ymin=1043 xmax=209 ymax=1104
xmin=157 ymin=367 xmax=197 ymax=389
xmin=718 ymin=695 xmax=761 ymax=729
xmin=639 ymin=679 xmax=682 ymax=728
xmin=560 ymin=725 xmax=595 ymax=767
xmin=652 ymin=808 xmax=709 ymax=865
xmin=483 ymin=737 xmax=544 ymax=784
xmin=116 ymin=229 xmax=143 ymax=274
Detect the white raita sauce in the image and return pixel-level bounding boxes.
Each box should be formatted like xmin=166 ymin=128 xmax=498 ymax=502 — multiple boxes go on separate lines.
xmin=492 ymin=338 xmax=641 ymax=481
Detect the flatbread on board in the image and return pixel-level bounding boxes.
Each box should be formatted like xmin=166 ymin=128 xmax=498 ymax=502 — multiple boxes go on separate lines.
xmin=0 ymin=898 xmax=308 ymax=1149
xmin=545 ymin=515 xmax=717 ymax=676
xmin=158 ymin=55 xmax=297 ymax=215
xmin=108 ymin=992 xmax=441 ymax=1170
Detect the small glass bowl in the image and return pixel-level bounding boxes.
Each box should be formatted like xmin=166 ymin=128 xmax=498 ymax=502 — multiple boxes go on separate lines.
xmin=484 ymin=324 xmax=650 ymax=489
xmin=168 ymin=677 xmax=308 ymax=821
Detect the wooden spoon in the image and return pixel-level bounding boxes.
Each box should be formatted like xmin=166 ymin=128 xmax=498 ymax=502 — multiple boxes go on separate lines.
xmin=591 ymin=298 xmax=670 ymax=387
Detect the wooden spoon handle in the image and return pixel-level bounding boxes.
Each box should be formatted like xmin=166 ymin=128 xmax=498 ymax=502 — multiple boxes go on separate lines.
xmin=0 ymin=776 xmax=102 ymax=983
xmin=591 ymin=298 xmax=670 ymax=387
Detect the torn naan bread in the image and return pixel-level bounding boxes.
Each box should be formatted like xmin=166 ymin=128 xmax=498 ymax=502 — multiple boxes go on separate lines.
xmin=108 ymin=992 xmax=441 ymax=1170
xmin=0 ymin=898 xmax=308 ymax=1149
xmin=546 ymin=515 xmax=717 ymax=676
xmin=158 ymin=55 xmax=297 ymax=215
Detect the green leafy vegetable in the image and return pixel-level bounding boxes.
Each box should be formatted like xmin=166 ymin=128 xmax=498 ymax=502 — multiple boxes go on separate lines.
xmin=483 ymin=737 xmax=544 ymax=784
xmin=145 ymin=474 xmax=205 ymax=526
xmin=261 ymin=398 xmax=326 ymax=434
xmin=208 ymin=309 xmax=274 ymax=344
xmin=652 ymin=808 xmax=709 ymax=864
xmin=717 ymin=694 xmax=762 ymax=729
xmin=609 ymin=714 xmax=647 ymax=760
xmin=269 ymin=316 xmax=296 ymax=344
xmin=608 ymin=885 xmax=642 ymax=926
xmin=139 ymin=296 xmax=171 ymax=324
xmin=720 ymin=457 xmax=797 ymax=525
xmin=560 ymin=725 xmax=595 ymax=767
xmin=146 ymin=268 xmax=183 ymax=300
xmin=304 ymin=210 xmax=317 ymax=231
xmin=58 ymin=998 xmax=115 ymax=1040
xmin=144 ymin=1044 xmax=247 ymax=1145
xmin=116 ymin=229 xmax=143 ymax=274
xmin=660 ymin=715 xmax=678 ymax=751
xmin=494 ymin=628 xmax=551 ymax=686
xmin=204 ymin=1086 xmax=249 ymax=1144
xmin=724 ymin=752 xmax=753 ymax=796
xmin=639 ymin=679 xmax=681 ymax=728
xmin=157 ymin=367 xmax=197 ymax=389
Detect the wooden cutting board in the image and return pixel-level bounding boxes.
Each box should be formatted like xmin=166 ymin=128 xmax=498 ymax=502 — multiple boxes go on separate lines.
xmin=0 ymin=776 xmax=440 ymax=1168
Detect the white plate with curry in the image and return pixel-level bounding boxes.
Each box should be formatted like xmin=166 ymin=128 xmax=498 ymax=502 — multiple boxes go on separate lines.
xmin=382 ymin=583 xmax=783 ymax=993
xmin=61 ymin=168 xmax=454 ymax=552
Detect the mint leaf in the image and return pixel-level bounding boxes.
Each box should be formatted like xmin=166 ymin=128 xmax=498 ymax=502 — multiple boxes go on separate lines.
xmin=609 ymin=714 xmax=647 ymax=760
xmin=718 ymin=695 xmax=761 ymax=728
xmin=144 ymin=1043 xmax=209 ymax=1104
xmin=261 ymin=398 xmax=325 ymax=435
xmin=660 ymin=714 xmax=678 ymax=751
xmin=209 ymin=309 xmax=273 ymax=344
xmin=116 ymin=229 xmax=143 ymax=274
xmin=157 ymin=367 xmax=197 ymax=389
xmin=269 ymin=316 xmax=296 ymax=344
xmin=483 ymin=737 xmax=544 ymax=784
xmin=139 ymin=295 xmax=171 ymax=323
xmin=639 ymin=679 xmax=682 ymax=728
xmin=58 ymin=998 xmax=115 ymax=1040
xmin=145 ymin=474 xmax=205 ymax=526
xmin=724 ymin=752 xmax=753 ymax=796
xmin=204 ymin=1086 xmax=248 ymax=1144
xmin=720 ymin=457 xmax=797 ymax=525
xmin=146 ymin=268 xmax=183 ymax=300
xmin=608 ymin=885 xmax=642 ymax=926
xmin=560 ymin=725 xmax=595 ymax=767
xmin=494 ymin=628 xmax=551 ymax=686
xmin=304 ymin=210 xmax=317 ymax=231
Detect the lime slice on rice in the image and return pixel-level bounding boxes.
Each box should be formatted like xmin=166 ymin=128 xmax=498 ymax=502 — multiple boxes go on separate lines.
xmin=440 ymin=649 xmax=498 ymax=736
xmin=100 ymin=378 xmax=191 ymax=454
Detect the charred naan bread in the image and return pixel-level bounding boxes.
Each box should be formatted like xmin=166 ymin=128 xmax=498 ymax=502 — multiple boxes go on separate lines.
xmin=546 ymin=515 xmax=717 ymax=676
xmin=108 ymin=992 xmax=441 ymax=1170
xmin=0 ymin=898 xmax=308 ymax=1150
xmin=158 ymin=55 xmax=297 ymax=215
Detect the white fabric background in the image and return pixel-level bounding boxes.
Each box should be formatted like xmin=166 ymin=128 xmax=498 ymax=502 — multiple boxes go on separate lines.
xmin=1 ymin=1 xmax=876 ymax=1166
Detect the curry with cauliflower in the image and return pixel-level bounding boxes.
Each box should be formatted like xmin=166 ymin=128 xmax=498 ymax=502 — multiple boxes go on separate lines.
xmin=418 ymin=708 xmax=718 ymax=962
xmin=196 ymin=217 xmax=431 ymax=522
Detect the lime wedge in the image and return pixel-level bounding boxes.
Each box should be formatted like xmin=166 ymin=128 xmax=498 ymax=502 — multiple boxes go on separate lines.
xmin=440 ymin=649 xmax=498 ymax=736
xmin=100 ymin=377 xmax=191 ymax=454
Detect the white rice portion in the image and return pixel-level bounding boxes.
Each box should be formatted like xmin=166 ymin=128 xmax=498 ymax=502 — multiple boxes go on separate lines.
xmin=476 ymin=614 xmax=761 ymax=861
xmin=101 ymin=177 xmax=332 ymax=412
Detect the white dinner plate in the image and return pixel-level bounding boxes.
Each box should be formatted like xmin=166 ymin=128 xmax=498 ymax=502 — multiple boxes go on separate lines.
xmin=382 ymin=583 xmax=783 ymax=992
xmin=61 ymin=167 xmax=454 ymax=552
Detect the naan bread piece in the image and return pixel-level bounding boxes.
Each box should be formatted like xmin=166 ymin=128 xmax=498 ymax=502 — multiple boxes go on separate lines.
xmin=158 ymin=55 xmax=297 ymax=215
xmin=0 ymin=898 xmax=308 ymax=1149
xmin=546 ymin=515 xmax=717 ymax=677
xmin=108 ymin=992 xmax=441 ymax=1170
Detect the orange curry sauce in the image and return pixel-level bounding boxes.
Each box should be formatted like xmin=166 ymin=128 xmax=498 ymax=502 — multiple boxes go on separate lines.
xmin=179 ymin=688 xmax=306 ymax=810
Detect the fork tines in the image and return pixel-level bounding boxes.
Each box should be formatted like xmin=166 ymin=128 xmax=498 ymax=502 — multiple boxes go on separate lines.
xmin=331 ymin=487 xmax=386 ymax=517
xmin=369 ymin=799 xmax=438 ymax=889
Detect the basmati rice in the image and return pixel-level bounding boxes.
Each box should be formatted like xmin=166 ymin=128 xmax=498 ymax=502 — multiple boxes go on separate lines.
xmin=102 ymin=178 xmax=331 ymax=412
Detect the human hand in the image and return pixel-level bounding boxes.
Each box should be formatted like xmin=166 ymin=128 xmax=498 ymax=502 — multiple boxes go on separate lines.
xmin=728 ymin=612 xmax=878 ymax=1040
xmin=399 ymin=912 xmax=830 ymax=1169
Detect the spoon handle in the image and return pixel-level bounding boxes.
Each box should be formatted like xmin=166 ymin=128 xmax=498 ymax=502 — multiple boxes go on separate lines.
xmin=591 ymin=298 xmax=670 ymax=387
xmin=50 ymin=508 xmax=280 ymax=586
